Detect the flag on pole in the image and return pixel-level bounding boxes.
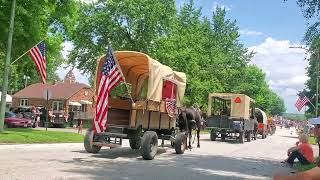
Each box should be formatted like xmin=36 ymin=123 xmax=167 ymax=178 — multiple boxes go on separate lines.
xmin=28 ymin=41 xmax=46 ymax=83
xmin=295 ymin=93 xmax=310 ymax=111
xmin=94 ymin=46 xmax=123 ymax=133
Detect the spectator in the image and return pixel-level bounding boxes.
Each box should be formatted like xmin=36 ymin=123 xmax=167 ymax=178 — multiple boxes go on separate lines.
xmin=77 ymin=119 xmax=83 ymax=134
xmin=281 ymin=134 xmax=314 ymax=167
xmin=68 ymin=111 xmax=75 ymax=127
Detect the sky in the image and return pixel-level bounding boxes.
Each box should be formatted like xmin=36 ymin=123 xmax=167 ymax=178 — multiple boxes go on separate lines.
xmin=58 ymin=0 xmax=311 ymax=113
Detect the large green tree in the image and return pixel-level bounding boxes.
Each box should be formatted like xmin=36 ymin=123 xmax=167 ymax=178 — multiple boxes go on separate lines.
xmin=291 ymin=0 xmax=320 ymax=116
xmin=0 ymin=0 xmax=78 ymax=92
xmin=69 ymin=0 xmax=285 ymax=115
xmin=68 ymin=0 xmax=176 ymax=77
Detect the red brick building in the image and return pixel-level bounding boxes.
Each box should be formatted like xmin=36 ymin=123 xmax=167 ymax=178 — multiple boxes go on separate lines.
xmin=12 ymin=70 xmax=95 ymax=121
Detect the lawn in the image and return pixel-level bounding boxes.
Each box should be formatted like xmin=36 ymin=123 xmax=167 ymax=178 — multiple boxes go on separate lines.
xmin=294 ymin=163 xmax=317 ymax=172
xmin=309 ymin=136 xmax=317 ymax=145
xmin=0 ymin=128 xmax=84 ymax=144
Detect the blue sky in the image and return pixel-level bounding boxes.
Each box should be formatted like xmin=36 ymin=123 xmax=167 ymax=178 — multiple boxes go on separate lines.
xmin=176 ymin=0 xmax=308 ymax=46
xmin=60 ymin=0 xmax=311 ymax=113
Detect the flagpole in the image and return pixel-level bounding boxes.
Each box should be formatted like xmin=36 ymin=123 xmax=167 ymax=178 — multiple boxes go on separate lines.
xmin=308 ymin=100 xmax=316 ymax=109
xmin=108 ymin=42 xmax=134 ymax=104
xmin=11 ymin=38 xmax=46 ymax=65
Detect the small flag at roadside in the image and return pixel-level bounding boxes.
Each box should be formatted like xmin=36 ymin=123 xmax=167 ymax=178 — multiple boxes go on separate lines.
xmin=295 ymin=93 xmax=310 ymax=111
xmin=94 ymin=46 xmax=123 ymax=133
xmin=28 ymin=41 xmax=46 ymax=83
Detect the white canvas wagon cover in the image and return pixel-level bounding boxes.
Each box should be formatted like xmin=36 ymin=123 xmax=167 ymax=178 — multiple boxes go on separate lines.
xmin=96 ymin=51 xmax=186 ymax=106
xmin=207 ymin=93 xmax=255 ymax=120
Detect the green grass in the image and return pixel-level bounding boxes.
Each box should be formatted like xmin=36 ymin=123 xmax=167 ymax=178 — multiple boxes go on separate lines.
xmin=308 ymin=136 xmax=317 ymax=145
xmin=0 ymin=128 xmax=84 ymax=144
xmin=294 ymin=162 xmax=317 ymax=172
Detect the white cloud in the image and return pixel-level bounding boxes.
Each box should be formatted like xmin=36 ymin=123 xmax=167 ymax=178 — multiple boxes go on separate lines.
xmin=249 ymin=37 xmax=308 ymax=113
xmin=212 ymin=2 xmax=231 ymax=12
xmin=239 ymin=29 xmax=263 ymax=36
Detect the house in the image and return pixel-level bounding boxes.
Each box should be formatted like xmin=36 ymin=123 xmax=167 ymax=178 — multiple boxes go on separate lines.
xmin=12 ymin=70 xmax=95 ymax=122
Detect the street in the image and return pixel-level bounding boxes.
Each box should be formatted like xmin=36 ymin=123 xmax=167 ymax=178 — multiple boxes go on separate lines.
xmin=0 ymin=128 xmax=312 ymax=180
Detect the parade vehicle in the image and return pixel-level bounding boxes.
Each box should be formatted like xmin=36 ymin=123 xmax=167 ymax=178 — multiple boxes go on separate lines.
xmin=255 ymin=108 xmax=268 ymax=139
xmin=205 ymin=93 xmax=256 ymax=143
xmin=268 ymin=117 xmax=276 ymax=135
xmin=84 ymin=51 xmax=187 ymax=160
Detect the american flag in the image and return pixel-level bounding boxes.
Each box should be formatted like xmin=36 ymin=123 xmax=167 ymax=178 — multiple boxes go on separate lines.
xmin=28 ymin=41 xmax=46 ymax=83
xmin=94 ymin=47 xmax=123 ymax=133
xmin=166 ymin=98 xmax=177 ymax=118
xmin=295 ymin=93 xmax=310 ymax=111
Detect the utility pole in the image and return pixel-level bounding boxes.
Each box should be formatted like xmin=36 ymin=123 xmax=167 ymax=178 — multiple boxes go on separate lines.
xmin=0 ymin=0 xmax=16 ymax=132
xmin=316 ymin=52 xmax=319 ymax=117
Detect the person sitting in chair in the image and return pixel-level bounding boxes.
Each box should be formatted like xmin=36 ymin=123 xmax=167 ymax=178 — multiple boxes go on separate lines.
xmin=281 ymin=134 xmax=314 ymax=167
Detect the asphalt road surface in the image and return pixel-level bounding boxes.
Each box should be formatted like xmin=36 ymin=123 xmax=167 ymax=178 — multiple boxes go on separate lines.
xmin=0 ymin=128 xmax=310 ymax=180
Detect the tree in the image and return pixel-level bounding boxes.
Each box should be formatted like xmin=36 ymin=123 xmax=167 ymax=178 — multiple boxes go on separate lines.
xmin=69 ymin=0 xmax=285 ymax=115
xmin=0 ymin=0 xmax=78 ymax=92
xmin=68 ymin=0 xmax=176 ymax=77
xmin=291 ymin=0 xmax=320 ymax=116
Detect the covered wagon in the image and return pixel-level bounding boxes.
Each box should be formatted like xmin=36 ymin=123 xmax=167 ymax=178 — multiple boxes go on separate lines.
xmin=84 ymin=51 xmax=187 ymax=159
xmin=255 ymin=108 xmax=268 ymax=139
xmin=205 ymin=93 xmax=256 ymax=143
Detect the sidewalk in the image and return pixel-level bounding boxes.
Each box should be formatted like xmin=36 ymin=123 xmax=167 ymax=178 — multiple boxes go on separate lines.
xmin=35 ymin=127 xmax=87 ymax=135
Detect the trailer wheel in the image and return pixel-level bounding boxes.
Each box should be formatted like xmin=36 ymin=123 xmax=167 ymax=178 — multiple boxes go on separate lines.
xmin=239 ymin=132 xmax=245 ymax=144
xmin=84 ymin=128 xmax=101 ymax=153
xmin=129 ymin=136 xmax=141 ymax=149
xmin=247 ymin=131 xmax=252 ymax=142
xmin=175 ymin=132 xmax=187 ymax=154
xmin=221 ymin=134 xmax=226 ymax=141
xmin=141 ymin=131 xmax=158 ymax=160
xmin=210 ymin=130 xmax=217 ymax=141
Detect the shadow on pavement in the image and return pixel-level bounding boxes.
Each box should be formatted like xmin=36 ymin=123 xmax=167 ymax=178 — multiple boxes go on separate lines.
xmin=58 ymin=148 xmax=292 ymax=180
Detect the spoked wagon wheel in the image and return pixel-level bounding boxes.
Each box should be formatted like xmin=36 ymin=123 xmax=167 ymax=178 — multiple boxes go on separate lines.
xmin=175 ymin=132 xmax=187 ymax=154
xmin=84 ymin=128 xmax=101 ymax=153
xmin=141 ymin=131 xmax=158 ymax=160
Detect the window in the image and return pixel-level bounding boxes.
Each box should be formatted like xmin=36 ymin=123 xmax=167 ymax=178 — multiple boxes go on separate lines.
xmin=52 ymin=101 xmax=64 ymax=112
xmin=81 ymin=104 xmax=87 ymax=112
xmin=19 ymin=99 xmax=28 ymax=107
xmin=84 ymin=90 xmax=88 ymax=96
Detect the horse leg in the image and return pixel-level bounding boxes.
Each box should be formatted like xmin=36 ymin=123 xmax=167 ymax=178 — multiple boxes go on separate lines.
xmin=189 ymin=130 xmax=192 ymax=149
xmin=197 ymin=128 xmax=200 ymax=148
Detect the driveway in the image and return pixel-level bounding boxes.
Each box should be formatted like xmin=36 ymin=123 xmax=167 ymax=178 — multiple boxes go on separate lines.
xmin=0 ymin=128 xmax=311 ymax=180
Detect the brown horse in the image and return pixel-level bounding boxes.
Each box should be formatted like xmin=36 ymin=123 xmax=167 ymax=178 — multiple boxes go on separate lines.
xmin=177 ymin=106 xmax=204 ymax=149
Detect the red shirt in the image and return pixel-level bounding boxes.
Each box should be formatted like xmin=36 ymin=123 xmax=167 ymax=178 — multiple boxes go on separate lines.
xmin=298 ymin=143 xmax=314 ymax=162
